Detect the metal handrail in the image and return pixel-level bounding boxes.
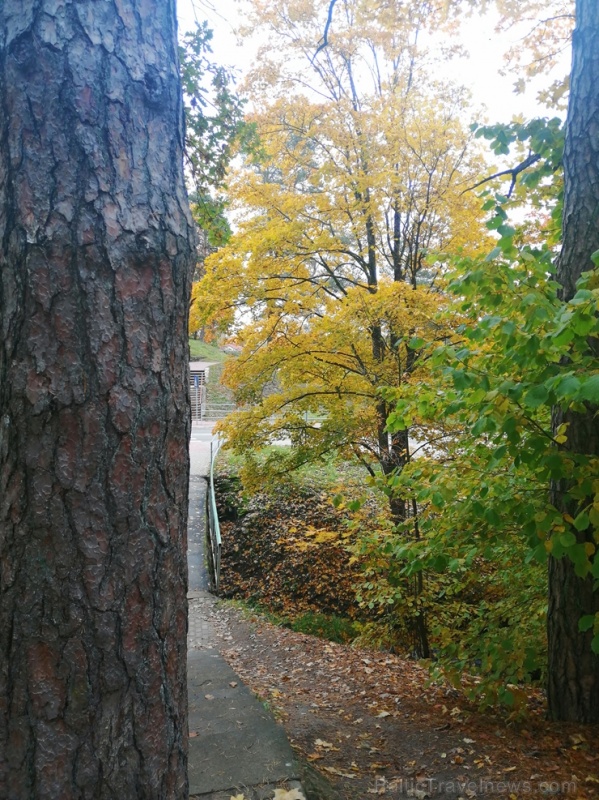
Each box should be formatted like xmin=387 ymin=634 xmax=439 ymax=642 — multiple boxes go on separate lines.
xmin=207 ymin=435 xmax=223 ymax=591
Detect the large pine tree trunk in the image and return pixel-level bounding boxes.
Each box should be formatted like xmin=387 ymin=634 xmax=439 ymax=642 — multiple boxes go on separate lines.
xmin=548 ymin=0 xmax=599 ymax=723
xmin=0 ymin=2 xmax=195 ymax=796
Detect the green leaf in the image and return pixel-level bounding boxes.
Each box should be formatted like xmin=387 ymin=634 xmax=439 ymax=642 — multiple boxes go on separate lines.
xmin=492 ymin=445 xmax=507 ymax=461
xmin=571 ymin=314 xmax=595 ymax=336
xmin=452 ymin=370 xmax=472 ymax=390
xmin=472 ymin=418 xmax=488 ymax=436
xmin=497 ymin=224 xmax=516 ymax=238
xmin=432 ymin=555 xmax=449 ymax=571
xmin=553 ymin=327 xmax=574 ymax=348
xmin=485 ymin=247 xmax=502 ymax=262
xmin=542 ymin=452 xmax=568 ymax=479
xmin=484 ymin=508 xmax=501 ymax=526
xmin=570 ymin=544 xmax=591 ymax=577
xmin=524 ymin=384 xmax=549 ymax=408
xmin=573 ymin=511 xmax=590 ymax=532
xmin=408 ymin=337 xmax=425 ymax=350
xmin=591 ymin=250 xmax=599 ymax=267
xmin=592 ymin=634 xmax=599 ymax=655
xmin=551 ymin=538 xmax=566 ymax=559
xmin=555 ymin=375 xmax=581 ymax=400
xmin=571 ymin=289 xmax=594 ymax=304
xmin=578 ymin=614 xmax=596 ymax=633
xmin=500 ymin=689 xmax=515 ymax=707
xmin=579 ymin=375 xmax=599 ymax=404
xmin=533 ymin=305 xmax=549 ymax=321
xmin=559 ymin=531 xmax=577 ymax=548
xmin=531 ymin=543 xmax=548 ymax=563
xmin=431 ymin=492 xmax=445 ymax=508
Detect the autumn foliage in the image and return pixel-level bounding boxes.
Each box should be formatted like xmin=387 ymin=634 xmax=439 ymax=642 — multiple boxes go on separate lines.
xmin=195 ymin=0 xmax=599 ymax=721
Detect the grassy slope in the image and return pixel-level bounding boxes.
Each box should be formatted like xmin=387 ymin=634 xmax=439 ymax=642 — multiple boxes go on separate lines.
xmin=188 ymin=338 xmax=228 ymax=363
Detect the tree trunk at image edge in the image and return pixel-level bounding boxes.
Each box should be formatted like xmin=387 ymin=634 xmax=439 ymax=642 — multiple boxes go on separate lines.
xmin=548 ymin=0 xmax=599 ymax=723
xmin=0 ymin=2 xmax=195 ymax=797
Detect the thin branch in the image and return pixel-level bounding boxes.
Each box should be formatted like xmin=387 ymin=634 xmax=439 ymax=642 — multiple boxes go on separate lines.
xmin=462 ymin=153 xmax=541 ymax=198
xmin=313 ymin=0 xmax=339 ymax=60
xmin=351 ymin=445 xmax=376 ymax=477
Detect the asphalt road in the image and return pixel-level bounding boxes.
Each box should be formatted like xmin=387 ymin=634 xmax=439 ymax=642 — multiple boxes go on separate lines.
xmin=189 ymin=421 xmax=217 ymax=476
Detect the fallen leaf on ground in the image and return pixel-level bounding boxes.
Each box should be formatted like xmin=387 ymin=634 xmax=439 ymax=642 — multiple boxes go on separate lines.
xmin=273 ymin=789 xmax=306 ymax=800
xmin=324 ymin=766 xmax=357 ymax=779
xmin=314 ymin=738 xmax=335 ymax=749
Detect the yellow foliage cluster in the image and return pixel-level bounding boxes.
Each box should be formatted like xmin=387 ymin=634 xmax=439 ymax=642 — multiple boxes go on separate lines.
xmin=191 ymin=0 xmax=493 ymax=482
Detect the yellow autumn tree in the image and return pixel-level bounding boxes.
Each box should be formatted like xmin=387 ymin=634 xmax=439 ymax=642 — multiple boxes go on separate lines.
xmin=193 ymin=0 xmax=490 ymax=524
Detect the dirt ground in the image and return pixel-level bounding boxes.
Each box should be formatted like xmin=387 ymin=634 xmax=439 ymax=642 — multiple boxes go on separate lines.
xmin=207 ymin=601 xmax=599 ymax=800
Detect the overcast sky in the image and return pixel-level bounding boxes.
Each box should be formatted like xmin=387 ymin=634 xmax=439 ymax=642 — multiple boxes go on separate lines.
xmin=176 ymin=0 xmax=568 ymax=124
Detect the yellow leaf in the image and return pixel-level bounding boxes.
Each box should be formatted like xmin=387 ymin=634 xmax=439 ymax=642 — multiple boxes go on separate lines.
xmin=323 ymin=766 xmax=356 ymax=779
xmin=273 ymin=789 xmax=306 ymax=800
xmin=314 ymin=738 xmax=337 ymax=750
xmin=312 ymin=530 xmax=341 ymax=544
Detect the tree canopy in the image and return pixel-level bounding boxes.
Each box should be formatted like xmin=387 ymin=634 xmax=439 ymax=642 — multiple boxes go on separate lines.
xmin=194 ymin=0 xmax=489 ymax=505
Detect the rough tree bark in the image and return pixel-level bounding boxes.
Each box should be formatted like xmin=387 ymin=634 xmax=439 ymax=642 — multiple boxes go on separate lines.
xmin=548 ymin=0 xmax=599 ymax=723
xmin=0 ymin=1 xmax=195 ymax=797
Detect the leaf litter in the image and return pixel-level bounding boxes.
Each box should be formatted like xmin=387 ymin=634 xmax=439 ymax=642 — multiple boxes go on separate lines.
xmin=207 ymin=601 xmax=599 ymax=800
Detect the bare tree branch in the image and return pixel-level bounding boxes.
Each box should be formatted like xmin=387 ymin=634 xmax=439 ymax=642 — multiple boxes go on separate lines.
xmin=313 ymin=0 xmax=339 ymax=59
xmin=462 ymin=152 xmax=541 ymax=198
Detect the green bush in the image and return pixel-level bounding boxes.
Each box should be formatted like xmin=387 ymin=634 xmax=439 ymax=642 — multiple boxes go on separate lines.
xmin=288 ymin=612 xmax=360 ymax=644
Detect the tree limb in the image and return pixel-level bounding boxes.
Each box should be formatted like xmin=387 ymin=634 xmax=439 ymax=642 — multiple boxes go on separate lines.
xmin=462 ymin=152 xmax=541 ymax=198
xmin=314 ymin=0 xmax=338 ymax=59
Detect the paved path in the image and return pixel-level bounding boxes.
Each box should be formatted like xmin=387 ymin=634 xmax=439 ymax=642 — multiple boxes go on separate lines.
xmin=187 ymin=422 xmax=305 ymax=800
